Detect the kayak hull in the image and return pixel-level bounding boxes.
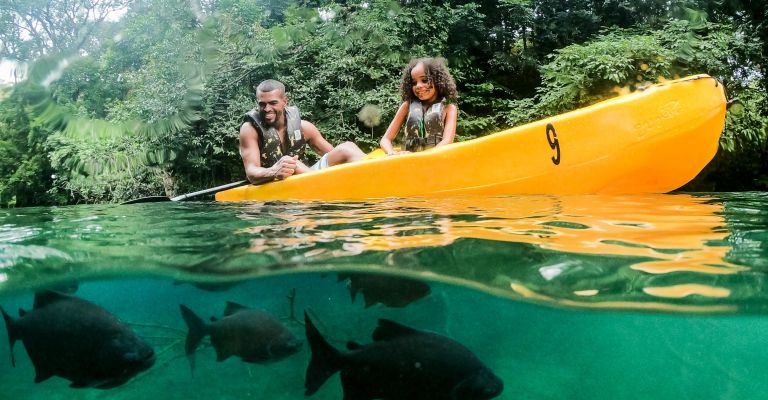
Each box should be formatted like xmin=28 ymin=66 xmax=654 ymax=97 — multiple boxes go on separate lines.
xmin=217 ymin=75 xmax=726 ymax=201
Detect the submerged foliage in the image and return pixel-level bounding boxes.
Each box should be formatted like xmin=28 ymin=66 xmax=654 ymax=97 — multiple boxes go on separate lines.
xmin=0 ymin=0 xmax=766 ymax=205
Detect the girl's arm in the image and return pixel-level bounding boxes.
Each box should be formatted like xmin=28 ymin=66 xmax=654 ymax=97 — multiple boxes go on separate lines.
xmin=437 ymin=103 xmax=458 ymax=147
xmin=380 ymin=102 xmax=410 ymax=155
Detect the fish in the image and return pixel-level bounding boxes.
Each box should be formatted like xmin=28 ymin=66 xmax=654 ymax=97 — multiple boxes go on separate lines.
xmin=179 ymin=302 xmax=303 ymax=370
xmin=338 ymin=273 xmax=431 ymax=308
xmin=172 ymin=279 xmax=243 ymax=292
xmin=0 ymin=290 xmax=156 ymax=389
xmin=304 ymin=311 xmax=504 ymax=400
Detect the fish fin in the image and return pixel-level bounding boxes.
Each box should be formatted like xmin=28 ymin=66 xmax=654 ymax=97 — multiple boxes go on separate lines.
xmin=179 ymin=304 xmax=208 ymax=375
xmin=214 ymin=347 xmax=231 ymax=362
xmin=179 ymin=305 xmax=209 ymax=354
xmin=1 ymin=306 xmax=17 ymax=367
xmin=94 ymin=378 xmax=128 ymax=389
xmin=304 ymin=310 xmax=343 ymax=396
xmin=68 ymin=380 xmax=87 ymax=388
xmin=345 ymin=341 xmax=363 ymax=350
xmin=34 ymin=368 xmax=54 ymax=384
xmin=242 ymin=353 xmax=271 ymax=363
xmin=32 ymin=290 xmax=68 ymax=310
xmin=363 ymin=295 xmax=377 ymax=309
xmin=223 ymin=301 xmax=248 ymax=316
xmin=372 ymin=319 xmax=418 ymax=342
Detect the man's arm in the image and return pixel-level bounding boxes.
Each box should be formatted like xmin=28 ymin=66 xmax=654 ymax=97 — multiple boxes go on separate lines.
xmin=301 ymin=120 xmax=334 ymax=156
xmin=239 ymin=122 xmax=297 ymax=182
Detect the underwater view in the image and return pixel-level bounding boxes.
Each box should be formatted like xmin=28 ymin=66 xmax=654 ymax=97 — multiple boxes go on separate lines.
xmin=1 ymin=193 xmax=767 ymax=399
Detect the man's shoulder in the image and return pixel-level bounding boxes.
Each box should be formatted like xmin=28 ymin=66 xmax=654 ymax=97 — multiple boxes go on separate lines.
xmin=242 ymin=108 xmax=259 ymax=123
xmin=299 ymin=119 xmax=322 ymax=140
xmin=240 ymin=120 xmax=258 ymax=137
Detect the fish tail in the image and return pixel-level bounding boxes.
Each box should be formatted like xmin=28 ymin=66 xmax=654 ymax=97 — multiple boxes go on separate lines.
xmin=304 ymin=310 xmax=343 ymax=396
xmin=0 ymin=306 xmax=17 ymax=367
xmin=179 ymin=304 xmax=208 ymax=356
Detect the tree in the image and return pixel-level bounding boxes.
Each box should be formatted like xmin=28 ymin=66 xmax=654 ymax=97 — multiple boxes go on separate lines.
xmin=1 ymin=0 xmax=767 ymax=205
xmin=0 ymin=84 xmax=64 ymax=206
xmin=0 ymin=0 xmax=131 ymax=60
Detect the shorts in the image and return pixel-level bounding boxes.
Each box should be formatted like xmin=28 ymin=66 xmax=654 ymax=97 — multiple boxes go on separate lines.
xmin=310 ymin=153 xmax=330 ymax=171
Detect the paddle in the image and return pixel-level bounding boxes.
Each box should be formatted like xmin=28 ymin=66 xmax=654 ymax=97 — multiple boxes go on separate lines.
xmin=122 ymin=180 xmax=250 ymax=204
xmin=123 ymin=140 xmax=314 ymax=204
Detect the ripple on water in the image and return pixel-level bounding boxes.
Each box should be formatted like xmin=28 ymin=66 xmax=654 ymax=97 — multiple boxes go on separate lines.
xmin=0 ymin=193 xmax=765 ymax=312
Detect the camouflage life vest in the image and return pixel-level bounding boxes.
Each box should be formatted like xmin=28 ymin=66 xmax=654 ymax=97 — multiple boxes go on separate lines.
xmin=404 ymin=99 xmax=445 ymax=152
xmin=242 ymin=106 xmax=306 ymax=167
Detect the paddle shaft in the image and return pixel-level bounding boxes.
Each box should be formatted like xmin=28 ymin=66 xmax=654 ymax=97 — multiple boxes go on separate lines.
xmin=123 ymin=179 xmax=255 ymax=204
xmin=170 ymin=180 xmax=249 ymax=201
xmin=124 ymin=138 xmax=305 ymax=204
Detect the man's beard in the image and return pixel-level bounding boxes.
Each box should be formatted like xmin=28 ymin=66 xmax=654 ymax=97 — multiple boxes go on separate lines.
xmin=261 ymin=109 xmax=283 ymax=127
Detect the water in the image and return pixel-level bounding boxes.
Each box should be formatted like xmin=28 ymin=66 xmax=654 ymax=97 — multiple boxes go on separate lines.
xmin=0 ymin=193 xmax=767 ymax=399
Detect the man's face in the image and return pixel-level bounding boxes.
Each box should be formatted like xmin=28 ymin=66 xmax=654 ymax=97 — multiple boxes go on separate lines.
xmin=256 ymin=89 xmax=287 ymax=126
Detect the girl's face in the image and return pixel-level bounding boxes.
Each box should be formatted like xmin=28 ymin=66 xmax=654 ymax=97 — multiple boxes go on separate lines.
xmin=410 ymin=62 xmax=437 ymax=103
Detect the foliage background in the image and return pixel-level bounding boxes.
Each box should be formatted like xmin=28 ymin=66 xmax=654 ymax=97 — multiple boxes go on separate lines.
xmin=0 ymin=0 xmax=766 ymax=206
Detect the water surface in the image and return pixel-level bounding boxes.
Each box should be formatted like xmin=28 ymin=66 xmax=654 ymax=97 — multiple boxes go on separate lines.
xmin=0 ymin=193 xmax=767 ymax=399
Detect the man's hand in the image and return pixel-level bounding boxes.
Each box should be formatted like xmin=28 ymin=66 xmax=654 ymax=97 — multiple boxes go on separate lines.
xmin=271 ymin=155 xmax=298 ymax=180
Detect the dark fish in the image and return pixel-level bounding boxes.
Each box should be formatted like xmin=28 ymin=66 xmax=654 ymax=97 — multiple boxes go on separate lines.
xmin=179 ymin=302 xmax=302 ymax=370
xmin=172 ymin=280 xmax=242 ymax=292
xmin=338 ymin=273 xmax=431 ymax=308
xmin=304 ymin=312 xmax=504 ymax=400
xmin=1 ymin=290 xmax=155 ymax=389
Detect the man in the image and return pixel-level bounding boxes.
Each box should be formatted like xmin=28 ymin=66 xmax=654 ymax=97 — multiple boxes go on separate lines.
xmin=239 ymin=79 xmax=365 ymax=183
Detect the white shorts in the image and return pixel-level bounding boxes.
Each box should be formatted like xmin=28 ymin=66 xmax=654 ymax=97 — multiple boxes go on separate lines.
xmin=310 ymin=153 xmax=330 ymax=171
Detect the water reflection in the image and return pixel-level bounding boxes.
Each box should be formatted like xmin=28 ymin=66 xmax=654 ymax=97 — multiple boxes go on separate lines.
xmin=0 ymin=193 xmax=765 ymax=313
xmin=233 ymin=194 xmax=747 ymax=310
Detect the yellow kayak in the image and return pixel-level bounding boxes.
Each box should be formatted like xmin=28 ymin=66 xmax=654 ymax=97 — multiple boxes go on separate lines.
xmin=217 ymin=74 xmax=726 ymax=201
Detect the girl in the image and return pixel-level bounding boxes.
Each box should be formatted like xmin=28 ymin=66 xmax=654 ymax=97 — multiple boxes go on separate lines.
xmin=380 ymin=57 xmax=458 ymax=155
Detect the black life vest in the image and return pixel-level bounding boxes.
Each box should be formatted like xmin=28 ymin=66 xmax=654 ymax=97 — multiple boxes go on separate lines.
xmin=242 ymin=106 xmax=306 ymax=167
xmin=404 ymin=99 xmax=445 ymax=152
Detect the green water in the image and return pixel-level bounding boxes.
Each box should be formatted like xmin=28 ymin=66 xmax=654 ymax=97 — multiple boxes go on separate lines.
xmin=0 ymin=193 xmax=767 ymax=399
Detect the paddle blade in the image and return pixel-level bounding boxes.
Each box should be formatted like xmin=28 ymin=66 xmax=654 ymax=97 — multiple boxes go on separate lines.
xmin=121 ymin=196 xmax=172 ymax=204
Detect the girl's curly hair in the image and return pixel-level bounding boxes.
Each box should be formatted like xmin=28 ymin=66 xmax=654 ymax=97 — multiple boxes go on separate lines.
xmin=400 ymin=57 xmax=458 ymax=104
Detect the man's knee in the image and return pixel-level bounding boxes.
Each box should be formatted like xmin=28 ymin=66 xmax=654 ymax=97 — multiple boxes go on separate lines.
xmin=337 ymin=141 xmax=364 ymax=159
xmin=336 ymin=141 xmax=357 ymax=154
xmin=325 ymin=142 xmax=364 ymax=166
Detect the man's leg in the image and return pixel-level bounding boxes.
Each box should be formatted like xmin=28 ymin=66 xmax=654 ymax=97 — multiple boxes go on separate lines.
xmin=294 ymin=160 xmax=311 ymax=174
xmin=326 ymin=142 xmax=366 ymax=166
